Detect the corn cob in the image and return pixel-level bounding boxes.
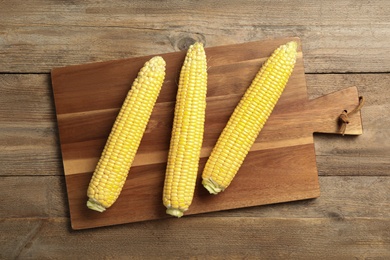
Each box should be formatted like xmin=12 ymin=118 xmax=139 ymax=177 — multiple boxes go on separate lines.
xmin=87 ymin=56 xmax=166 ymax=212
xmin=163 ymin=42 xmax=208 ymax=217
xmin=202 ymin=41 xmax=298 ymax=194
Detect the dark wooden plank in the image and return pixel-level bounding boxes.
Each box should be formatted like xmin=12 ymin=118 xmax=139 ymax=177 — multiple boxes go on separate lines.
xmin=218 ymin=176 xmax=390 ymax=219
xmin=0 ymin=218 xmax=44 ymax=259
xmin=0 ymin=74 xmax=54 ymax=124
xmin=1 ymin=217 xmax=389 ymax=259
xmin=0 ymin=0 xmax=390 ymax=73
xmin=0 ymin=176 xmax=67 ymax=218
xmin=0 ymin=74 xmax=62 ymax=176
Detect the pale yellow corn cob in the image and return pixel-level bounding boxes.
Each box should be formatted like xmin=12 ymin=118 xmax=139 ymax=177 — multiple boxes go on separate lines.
xmin=202 ymin=41 xmax=298 ymax=194
xmin=87 ymin=56 xmax=166 ymax=212
xmin=163 ymin=42 xmax=208 ymax=217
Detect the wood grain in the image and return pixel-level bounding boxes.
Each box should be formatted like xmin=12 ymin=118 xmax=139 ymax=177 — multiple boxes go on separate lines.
xmin=1 ymin=217 xmax=389 ymax=259
xmin=51 ymin=37 xmax=364 ymax=229
xmin=1 ymin=0 xmax=389 ymax=257
xmin=0 ymin=176 xmax=67 ymax=218
xmin=307 ymin=74 xmax=390 ymax=176
xmin=2 ymin=176 xmax=389 ymax=219
xmin=1 ymin=0 xmax=390 ymax=73
xmin=0 ymin=74 xmax=62 ymax=176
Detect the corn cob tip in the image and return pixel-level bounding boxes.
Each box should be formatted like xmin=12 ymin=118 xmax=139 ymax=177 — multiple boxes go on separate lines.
xmin=285 ymin=41 xmax=298 ymax=50
xmin=193 ymin=41 xmax=204 ymax=47
xmin=187 ymin=42 xmax=205 ymax=55
xmin=202 ymin=178 xmax=223 ymax=195
xmin=87 ymin=198 xmax=106 ymax=212
xmin=166 ymin=208 xmax=184 ymax=218
xmin=148 ymin=55 xmax=166 ymax=67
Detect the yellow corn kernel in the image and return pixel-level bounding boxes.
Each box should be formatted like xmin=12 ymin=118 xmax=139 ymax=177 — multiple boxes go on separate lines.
xmin=87 ymin=56 xmax=166 ymax=212
xmin=202 ymin=41 xmax=298 ymax=194
xmin=163 ymin=42 xmax=208 ymax=217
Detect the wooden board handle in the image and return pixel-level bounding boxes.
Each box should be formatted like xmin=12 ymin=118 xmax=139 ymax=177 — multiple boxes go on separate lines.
xmin=307 ymin=86 xmax=363 ymax=135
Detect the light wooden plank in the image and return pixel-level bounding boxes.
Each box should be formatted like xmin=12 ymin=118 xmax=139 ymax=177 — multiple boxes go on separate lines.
xmin=0 ymin=0 xmax=390 ymax=72
xmin=1 ymin=176 xmax=389 ymax=219
xmin=1 ymin=217 xmax=389 ymax=259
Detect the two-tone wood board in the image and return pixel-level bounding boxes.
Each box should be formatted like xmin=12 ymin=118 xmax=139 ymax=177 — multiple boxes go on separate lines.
xmin=51 ymin=37 xmax=363 ymax=229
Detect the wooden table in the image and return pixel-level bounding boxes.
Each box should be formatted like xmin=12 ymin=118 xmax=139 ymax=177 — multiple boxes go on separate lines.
xmin=1 ymin=1 xmax=389 ymax=258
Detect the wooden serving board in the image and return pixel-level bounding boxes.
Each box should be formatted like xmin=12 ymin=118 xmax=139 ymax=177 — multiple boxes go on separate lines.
xmin=51 ymin=37 xmax=363 ymax=230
